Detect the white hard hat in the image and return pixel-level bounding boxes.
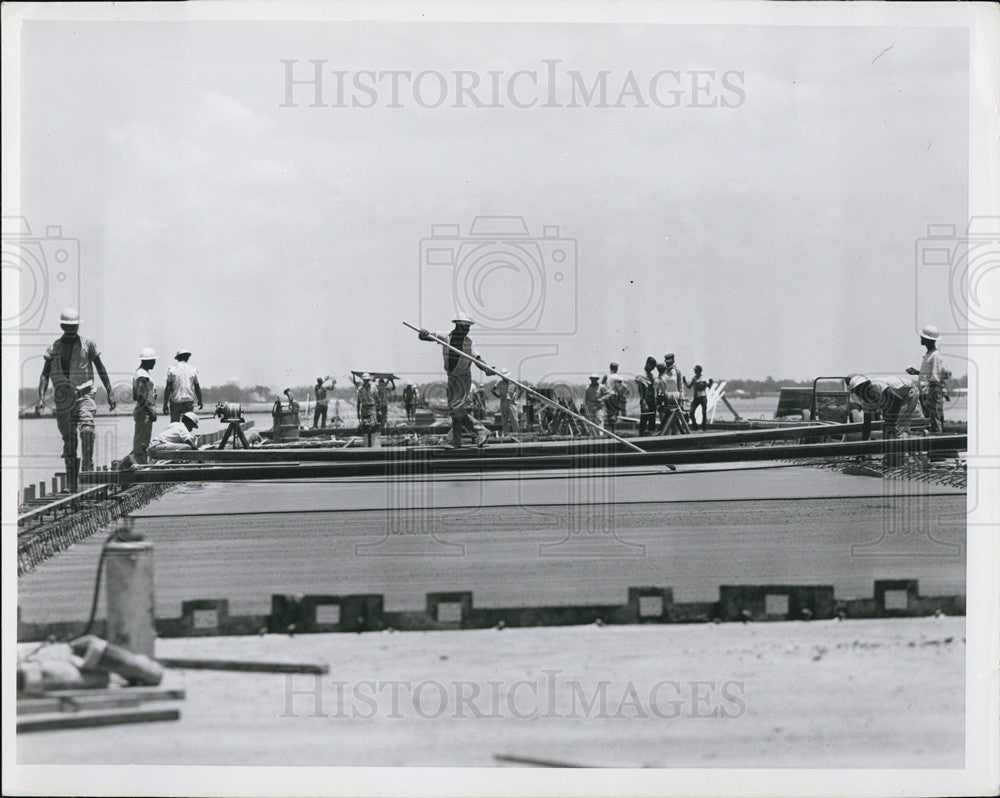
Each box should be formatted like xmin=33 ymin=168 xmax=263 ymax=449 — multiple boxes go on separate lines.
xmin=920 ymin=324 xmax=940 ymax=341
xmin=589 ymin=374 xmax=599 ymax=380
xmin=59 ymin=306 xmax=80 ymax=325
xmin=139 ymin=347 xmax=156 ymax=360
xmin=848 ymin=374 xmax=870 ymax=392
xmin=175 ymin=347 xmax=191 ymax=358
xmin=451 ymin=311 xmax=474 ymax=325
xmin=182 ymin=411 xmax=200 ymax=428
xmin=361 ymin=372 xmax=372 ymax=380
xmin=501 ymin=368 xmax=510 ymax=376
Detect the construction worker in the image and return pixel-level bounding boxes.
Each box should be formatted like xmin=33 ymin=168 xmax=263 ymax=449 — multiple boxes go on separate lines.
xmin=36 ymin=307 xmax=116 ymax=487
xmin=636 ymin=356 xmax=658 ymax=436
xmin=375 ymin=377 xmax=394 ymax=431
xmin=163 ymin=348 xmax=203 ymax=422
xmin=403 ymin=382 xmax=418 ymax=422
xmin=906 ymin=324 xmax=950 ymax=434
xmin=685 ymin=365 xmax=714 ymax=430
xmin=283 ymin=388 xmax=300 ymax=411
xmin=848 ymin=374 xmax=924 ymax=465
xmin=584 ymin=374 xmax=603 ymax=430
xmin=492 ymin=369 xmax=521 ymax=435
xmin=147 ymin=411 xmax=200 ymax=458
xmin=418 ymin=312 xmax=490 ymax=448
xmin=657 ymin=354 xmax=686 ymax=434
xmin=598 ymin=377 xmax=628 ymax=433
xmin=352 ymin=373 xmax=380 ymax=446
xmin=119 ymin=348 xmax=158 ymax=469
xmin=312 ymin=376 xmax=336 ymax=429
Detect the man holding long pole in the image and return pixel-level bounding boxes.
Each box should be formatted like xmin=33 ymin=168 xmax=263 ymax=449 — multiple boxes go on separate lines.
xmin=418 ymin=312 xmax=491 ymax=449
xmin=406 ymin=319 xmax=649 ymax=456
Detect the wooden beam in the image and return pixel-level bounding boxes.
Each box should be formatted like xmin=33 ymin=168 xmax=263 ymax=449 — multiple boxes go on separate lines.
xmin=157 ymin=657 xmax=328 ymax=674
xmin=18 ymin=707 xmax=180 ymax=733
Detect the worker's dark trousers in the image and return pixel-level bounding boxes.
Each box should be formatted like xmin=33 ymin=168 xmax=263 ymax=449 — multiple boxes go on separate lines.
xmin=638 ymin=407 xmax=656 ymax=436
xmin=169 ymin=400 xmax=194 ymax=423
xmin=313 ymin=402 xmax=328 ymax=428
xmin=689 ymin=396 xmax=708 ymax=429
xmin=921 ymin=383 xmax=945 ymax=434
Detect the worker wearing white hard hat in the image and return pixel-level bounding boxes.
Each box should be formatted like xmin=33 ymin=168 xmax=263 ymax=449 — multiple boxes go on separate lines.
xmin=122 ymin=347 xmax=159 ymax=469
xmin=417 ymin=314 xmax=491 ymax=448
xmin=906 ymin=324 xmax=950 ymax=433
xmin=848 ymin=373 xmax=923 ymax=460
xmin=163 ymin=347 xmax=203 ymax=422
xmin=147 ymin=410 xmax=200 ymax=459
xmin=36 ymin=306 xmax=117 ymax=487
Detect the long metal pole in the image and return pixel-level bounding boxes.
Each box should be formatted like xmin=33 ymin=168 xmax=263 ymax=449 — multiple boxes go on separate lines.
xmin=404 ymin=321 xmax=645 ymax=454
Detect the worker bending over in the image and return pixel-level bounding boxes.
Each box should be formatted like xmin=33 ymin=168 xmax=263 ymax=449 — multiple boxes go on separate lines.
xmin=147 ymin=411 xmax=200 ymax=458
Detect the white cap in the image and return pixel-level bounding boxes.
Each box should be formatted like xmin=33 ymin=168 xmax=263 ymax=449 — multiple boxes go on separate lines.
xmin=175 ymin=347 xmax=191 ymax=358
xmin=182 ymin=411 xmax=200 ymax=428
xmin=139 ymin=347 xmax=156 ymax=360
xmin=848 ymin=374 xmax=870 ymax=392
xmin=451 ymin=311 xmax=474 ymax=325
xmin=59 ymin=306 xmax=80 ymax=325
xmin=501 ymin=368 xmax=510 ymax=376
xmin=920 ymin=324 xmax=940 ymax=341
xmin=361 ymin=372 xmax=372 ymax=381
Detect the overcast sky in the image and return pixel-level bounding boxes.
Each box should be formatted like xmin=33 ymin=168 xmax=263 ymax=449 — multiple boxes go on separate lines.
xmin=15 ymin=20 xmax=969 ymax=388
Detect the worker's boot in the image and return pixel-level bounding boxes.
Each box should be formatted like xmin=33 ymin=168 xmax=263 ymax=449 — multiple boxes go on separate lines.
xmin=65 ymin=457 xmax=80 ymax=493
xmin=80 ymin=430 xmax=95 ymax=473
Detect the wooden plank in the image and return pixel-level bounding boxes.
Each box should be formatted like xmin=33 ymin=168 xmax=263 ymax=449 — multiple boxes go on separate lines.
xmin=18 ymin=707 xmax=180 ymax=733
xmin=157 ymin=657 xmax=328 ymax=674
xmin=18 ymin=695 xmax=145 ymax=715
xmin=19 ymin=687 xmax=186 ymax=714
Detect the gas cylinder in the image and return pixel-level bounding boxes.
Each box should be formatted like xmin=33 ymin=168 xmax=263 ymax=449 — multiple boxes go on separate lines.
xmin=105 ymin=539 xmax=156 ymax=658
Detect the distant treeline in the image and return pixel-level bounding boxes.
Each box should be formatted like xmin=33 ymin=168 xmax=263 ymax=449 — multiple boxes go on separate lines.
xmin=19 ymin=373 xmax=970 ymax=406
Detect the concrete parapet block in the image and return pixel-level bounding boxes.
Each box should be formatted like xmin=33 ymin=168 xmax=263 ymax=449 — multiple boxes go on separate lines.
xmin=719 ymin=584 xmax=835 ymax=622
xmin=180 ymin=599 xmax=229 ymax=635
xmin=426 ymin=591 xmax=473 ymax=628
xmin=627 ymin=587 xmax=674 ymax=623
xmin=874 ymin=579 xmax=920 ymax=617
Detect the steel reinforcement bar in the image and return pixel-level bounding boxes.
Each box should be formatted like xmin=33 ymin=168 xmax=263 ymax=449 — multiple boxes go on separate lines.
xmin=81 ymin=434 xmax=966 ymax=485
xmin=17 ymin=483 xmax=176 ymax=576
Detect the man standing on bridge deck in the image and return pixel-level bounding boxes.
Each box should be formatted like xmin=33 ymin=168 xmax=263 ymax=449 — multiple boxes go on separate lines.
xmin=906 ymin=324 xmax=950 ymax=434
xmin=418 ymin=312 xmax=490 ymax=448
xmin=163 ymin=347 xmax=203 ymax=422
xmin=354 ymin=373 xmax=380 ymax=447
xmin=121 ymin=348 xmax=158 ymax=469
xmin=312 ymin=376 xmax=335 ymax=429
xmin=403 ymin=382 xmax=418 ymax=422
xmin=36 ymin=307 xmax=116 ymax=487
xmin=492 ymin=369 xmax=521 ymax=435
xmin=584 ymin=374 xmax=603 ymax=431
xmin=147 ymin=411 xmax=200 ymax=458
